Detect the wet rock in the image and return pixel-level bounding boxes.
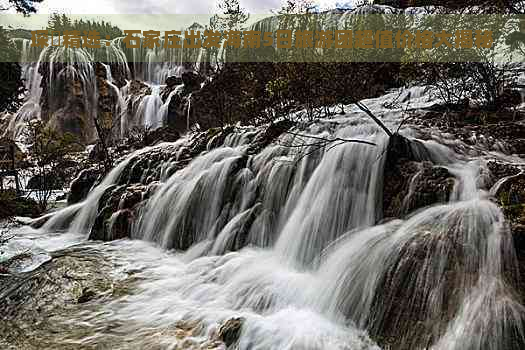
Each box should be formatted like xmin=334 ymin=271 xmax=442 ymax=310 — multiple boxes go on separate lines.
xmin=486 ymin=161 xmax=521 ymax=189
xmin=89 ymin=184 xmax=149 ymax=241
xmin=38 ymin=63 xmax=99 ymax=145
xmin=384 ymin=133 xmax=431 ymax=169
xmin=143 ymin=125 xmax=180 ymax=146
xmin=496 ymin=173 xmax=525 ymax=208
xmin=67 ymin=167 xmax=101 ymax=205
xmin=95 ymin=63 xmax=120 ymax=145
xmin=206 ymin=126 xmax=236 ymax=150
xmin=0 ymin=248 xmax=114 ymax=348
xmin=129 ymin=80 xmax=151 ymax=96
xmin=247 ymin=120 xmax=296 ymax=154
xmin=217 ymin=317 xmax=244 ymax=347
xmin=117 ymin=146 xmax=180 ymax=186
xmin=383 ymin=161 xmax=455 ymax=218
xmin=181 ymin=71 xmax=202 ymax=94
xmin=106 ymin=63 xmax=127 ymax=88
xmin=416 ymin=111 xmax=525 ymax=155
xmin=89 ymin=185 xmax=125 ymax=241
xmin=495 ymin=173 xmax=525 ymax=301
xmin=0 ymin=248 xmax=112 ymax=323
xmin=159 ymin=73 xmax=200 ymax=132
xmin=77 ymin=287 xmax=97 ymax=303
xmin=88 ymin=141 xmax=107 ymax=162
xmin=47 ymin=105 xmax=93 ymax=144
xmin=107 ymin=209 xmax=134 ymax=240
xmin=164 ymin=92 xmax=192 ymax=133
xmin=495 ymin=173 xmax=525 ymax=239
xmin=119 ymin=188 xmax=143 ymax=209
xmin=165 ymin=75 xmax=182 ymax=88
xmin=383 ymin=134 xmax=448 ymax=219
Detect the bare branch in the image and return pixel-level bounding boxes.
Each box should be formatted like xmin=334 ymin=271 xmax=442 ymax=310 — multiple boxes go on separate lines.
xmin=283 ymin=130 xmax=376 ymax=146
xmin=354 ymin=101 xmax=394 ymax=137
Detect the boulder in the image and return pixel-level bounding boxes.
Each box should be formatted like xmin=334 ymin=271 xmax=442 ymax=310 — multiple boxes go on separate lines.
xmin=181 ymin=71 xmax=202 ymax=94
xmin=163 ymin=91 xmax=191 ymax=133
xmin=67 ymin=167 xmax=100 ymax=205
xmin=495 ymin=174 xmax=525 ymax=266
xmin=247 ymin=120 xmax=296 ymax=154
xmin=383 ymin=161 xmax=455 ymax=219
xmin=165 ymin=75 xmax=182 ymax=88
xmin=382 ymin=134 xmax=448 ymax=219
xmin=89 ymin=184 xmax=149 ymax=241
xmin=143 ymin=126 xmax=180 ymax=146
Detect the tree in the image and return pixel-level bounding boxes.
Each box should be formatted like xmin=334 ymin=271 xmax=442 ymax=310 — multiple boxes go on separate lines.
xmin=212 ymin=0 xmax=249 ymax=32
xmin=0 ymin=0 xmax=43 ymax=15
xmin=60 ymin=14 xmax=72 ymax=31
xmin=47 ymin=13 xmax=62 ymax=32
xmin=46 ymin=14 xmax=123 ymax=38
xmin=1 ymin=0 xmax=43 ymax=114
xmin=0 ymin=27 xmax=23 ymax=113
xmin=278 ymin=0 xmax=316 ymax=14
xmin=24 ymin=120 xmax=80 ymax=211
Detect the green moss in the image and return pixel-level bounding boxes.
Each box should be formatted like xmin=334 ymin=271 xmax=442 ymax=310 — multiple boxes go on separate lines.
xmin=206 ymin=127 xmax=222 ymax=138
xmin=502 ymin=204 xmax=525 ymax=223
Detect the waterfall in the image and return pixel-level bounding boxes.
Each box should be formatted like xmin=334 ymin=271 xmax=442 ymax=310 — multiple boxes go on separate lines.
xmin=4 ymin=16 xmax=517 ymax=346
xmin=33 ymin=106 xmax=525 ymax=349
xmin=6 ymin=40 xmax=43 ymax=140
xmin=42 ymin=147 xmax=149 ymax=233
xmin=186 ymin=92 xmax=192 ymax=131
xmin=137 ymin=84 xmax=164 ymax=130
xmin=275 ymin=132 xmax=387 ymax=266
xmin=16 ymin=64 xmax=519 ymax=347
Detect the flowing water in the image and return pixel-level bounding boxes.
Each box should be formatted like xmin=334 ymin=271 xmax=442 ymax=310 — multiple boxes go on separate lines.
xmin=3 ymin=88 xmax=524 ymax=349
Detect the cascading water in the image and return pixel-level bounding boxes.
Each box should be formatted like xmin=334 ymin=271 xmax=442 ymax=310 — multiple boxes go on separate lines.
xmin=7 ymin=33 xmax=201 ymax=140
xmin=137 ymin=84 xmax=164 ymax=130
xmin=23 ymin=88 xmax=524 ymax=349
xmin=2 ymin=7 xmax=524 ymax=348
xmin=6 ymin=36 xmax=133 ymax=141
xmin=41 ymin=146 xmax=151 ymax=233
xmin=6 ymin=39 xmax=43 ymax=139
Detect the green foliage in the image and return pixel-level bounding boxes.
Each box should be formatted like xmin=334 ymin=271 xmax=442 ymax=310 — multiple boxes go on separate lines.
xmin=266 ymin=78 xmax=289 ymax=98
xmin=24 ymin=120 xmax=81 ymax=211
xmin=27 ymin=121 xmax=79 ymax=167
xmin=0 ymin=27 xmax=23 ymax=113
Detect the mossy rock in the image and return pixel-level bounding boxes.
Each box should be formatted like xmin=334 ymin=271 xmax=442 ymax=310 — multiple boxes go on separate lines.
xmin=496 ymin=174 xmax=525 ymax=226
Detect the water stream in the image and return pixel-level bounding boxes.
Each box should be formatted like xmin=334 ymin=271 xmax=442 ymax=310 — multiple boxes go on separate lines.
xmin=3 ymin=91 xmax=524 ymax=349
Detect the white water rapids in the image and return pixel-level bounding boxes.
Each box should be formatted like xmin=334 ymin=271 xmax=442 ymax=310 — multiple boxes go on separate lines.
xmin=3 ymin=89 xmax=525 ymax=349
